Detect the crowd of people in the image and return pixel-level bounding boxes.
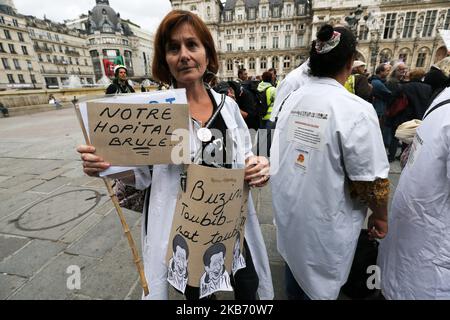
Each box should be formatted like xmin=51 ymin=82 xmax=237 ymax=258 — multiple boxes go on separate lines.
xmin=77 ymin=9 xmax=450 ymax=300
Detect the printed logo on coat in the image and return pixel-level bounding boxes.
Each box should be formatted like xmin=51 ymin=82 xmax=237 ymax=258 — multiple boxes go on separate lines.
xmin=295 ymin=148 xmax=310 ymax=173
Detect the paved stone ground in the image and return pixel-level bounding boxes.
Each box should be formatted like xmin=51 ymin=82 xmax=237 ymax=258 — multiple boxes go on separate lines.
xmin=0 ymin=108 xmax=401 ymax=300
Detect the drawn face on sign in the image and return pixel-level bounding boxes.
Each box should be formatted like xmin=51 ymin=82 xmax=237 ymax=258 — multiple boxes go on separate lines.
xmin=165 ymin=23 xmax=209 ymax=88
xmin=174 ymin=246 xmax=188 ymax=277
xmin=206 ymin=252 xmax=225 ymax=283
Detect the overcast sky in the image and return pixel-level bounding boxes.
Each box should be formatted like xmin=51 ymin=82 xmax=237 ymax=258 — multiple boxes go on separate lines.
xmin=14 ymin=0 xmax=173 ymax=33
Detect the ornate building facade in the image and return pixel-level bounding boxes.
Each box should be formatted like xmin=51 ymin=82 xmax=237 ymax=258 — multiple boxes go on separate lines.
xmin=26 ymin=16 xmax=95 ymax=88
xmin=172 ymin=0 xmax=449 ymax=80
xmin=65 ymin=0 xmax=153 ymax=82
xmin=171 ymin=0 xmax=313 ymax=81
xmin=312 ymin=0 xmax=450 ymax=73
xmin=0 ymin=0 xmax=44 ymax=90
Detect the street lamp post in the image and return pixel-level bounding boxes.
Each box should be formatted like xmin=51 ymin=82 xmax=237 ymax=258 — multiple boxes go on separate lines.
xmin=345 ymin=4 xmax=364 ymax=37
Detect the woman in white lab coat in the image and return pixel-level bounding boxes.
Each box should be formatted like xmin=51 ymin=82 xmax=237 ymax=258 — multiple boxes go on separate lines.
xmin=77 ymin=10 xmax=273 ymax=300
xmin=270 ymin=24 xmax=390 ymax=300
xmin=378 ymin=86 xmax=450 ymax=299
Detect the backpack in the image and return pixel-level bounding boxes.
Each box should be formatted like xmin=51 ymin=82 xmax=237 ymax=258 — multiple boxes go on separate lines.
xmin=243 ymin=80 xmax=270 ymax=119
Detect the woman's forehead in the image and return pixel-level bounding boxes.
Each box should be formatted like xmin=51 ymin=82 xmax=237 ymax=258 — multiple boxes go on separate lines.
xmin=169 ymin=23 xmax=198 ymax=40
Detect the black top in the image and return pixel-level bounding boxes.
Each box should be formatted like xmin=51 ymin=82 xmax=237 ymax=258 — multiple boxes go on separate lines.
xmin=105 ymin=80 xmax=135 ymax=94
xmin=197 ymin=90 xmax=232 ymax=169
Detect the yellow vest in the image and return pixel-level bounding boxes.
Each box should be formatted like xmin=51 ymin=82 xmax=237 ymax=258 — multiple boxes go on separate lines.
xmin=344 ymin=75 xmax=356 ymax=94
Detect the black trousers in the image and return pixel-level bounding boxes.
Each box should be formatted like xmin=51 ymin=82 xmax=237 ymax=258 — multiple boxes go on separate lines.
xmin=184 ymin=240 xmax=259 ymax=300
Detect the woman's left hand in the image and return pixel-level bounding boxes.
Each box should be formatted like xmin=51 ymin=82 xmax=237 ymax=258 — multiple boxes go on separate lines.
xmin=245 ymin=155 xmax=270 ymax=188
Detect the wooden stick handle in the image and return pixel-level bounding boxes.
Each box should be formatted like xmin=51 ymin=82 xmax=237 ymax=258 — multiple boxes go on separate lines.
xmin=72 ymin=101 xmax=149 ymax=297
xmin=104 ymin=178 xmax=149 ymax=296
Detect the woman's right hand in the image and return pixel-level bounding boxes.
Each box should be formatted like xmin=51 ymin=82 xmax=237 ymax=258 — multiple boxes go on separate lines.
xmin=76 ymin=145 xmax=110 ymax=177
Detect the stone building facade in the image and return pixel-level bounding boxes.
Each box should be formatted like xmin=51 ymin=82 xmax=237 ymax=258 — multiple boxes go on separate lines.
xmin=312 ymin=0 xmax=450 ymax=73
xmin=0 ymin=0 xmax=44 ymax=90
xmin=171 ymin=0 xmax=313 ymax=81
xmin=26 ymin=16 xmax=95 ymax=88
xmin=65 ymin=0 xmax=154 ymax=82
xmin=172 ymin=0 xmax=450 ymax=80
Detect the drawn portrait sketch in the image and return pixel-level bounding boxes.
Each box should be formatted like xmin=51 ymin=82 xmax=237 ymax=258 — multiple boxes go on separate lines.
xmin=232 ymin=232 xmax=246 ymax=275
xmin=199 ymin=243 xmax=232 ymax=298
xmin=167 ymin=234 xmax=189 ymax=293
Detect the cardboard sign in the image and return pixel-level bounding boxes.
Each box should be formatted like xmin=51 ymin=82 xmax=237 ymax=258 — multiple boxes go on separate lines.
xmin=87 ymin=102 xmax=190 ymax=165
xmin=166 ymin=164 xmax=248 ymax=297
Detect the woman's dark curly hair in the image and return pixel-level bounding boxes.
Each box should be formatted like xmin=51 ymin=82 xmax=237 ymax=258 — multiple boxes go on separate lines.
xmin=309 ymin=24 xmax=357 ymax=78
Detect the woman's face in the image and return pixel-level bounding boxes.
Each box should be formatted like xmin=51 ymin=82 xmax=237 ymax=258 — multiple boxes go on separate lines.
xmin=165 ymin=23 xmax=209 ymax=87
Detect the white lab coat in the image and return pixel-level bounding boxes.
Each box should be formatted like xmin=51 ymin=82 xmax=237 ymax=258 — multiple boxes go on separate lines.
xmin=134 ymin=89 xmax=274 ymax=300
xmin=270 ymin=60 xmax=312 ymax=121
xmin=378 ymin=87 xmax=450 ymax=299
xmin=270 ymin=77 xmax=389 ymax=299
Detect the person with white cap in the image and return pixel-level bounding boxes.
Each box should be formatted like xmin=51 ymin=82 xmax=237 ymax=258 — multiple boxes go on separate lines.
xmin=344 ymin=60 xmax=372 ymax=102
xmin=105 ymin=65 xmax=135 ymax=94
xmin=271 ymin=24 xmax=389 ymax=300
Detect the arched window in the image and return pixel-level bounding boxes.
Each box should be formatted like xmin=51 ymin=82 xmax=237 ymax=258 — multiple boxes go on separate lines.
xmin=283 ymin=56 xmax=291 ymax=68
xmin=272 ymin=56 xmax=279 ymax=69
xmin=249 ymin=58 xmax=255 ymax=70
xmin=260 ymin=57 xmax=267 ymax=69
xmin=227 ymin=59 xmax=233 ymax=71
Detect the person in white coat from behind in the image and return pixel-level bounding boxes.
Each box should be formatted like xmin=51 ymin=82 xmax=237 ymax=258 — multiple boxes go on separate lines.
xmin=378 ymin=85 xmax=450 ymax=299
xmin=270 ymin=24 xmax=390 ymax=300
xmin=77 ymin=10 xmax=273 ymax=300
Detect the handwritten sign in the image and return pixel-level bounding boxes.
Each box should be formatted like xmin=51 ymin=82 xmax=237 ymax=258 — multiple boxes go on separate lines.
xmin=87 ymin=102 xmax=189 ymax=165
xmin=165 ymin=164 xmax=248 ymax=297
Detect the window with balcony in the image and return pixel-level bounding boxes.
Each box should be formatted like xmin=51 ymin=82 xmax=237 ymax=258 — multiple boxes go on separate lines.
xmin=31 ymin=74 xmax=36 ymax=84
xmin=0 ymin=42 xmax=5 ymax=52
xmin=261 ymin=26 xmax=266 ymax=33
xmin=4 ymin=30 xmax=11 ymax=40
xmin=2 ymin=58 xmax=10 ymax=70
xmin=273 ymin=25 xmax=279 ymax=32
xmin=383 ymin=13 xmax=396 ymax=39
xmin=7 ymin=74 xmax=15 ymax=84
xmin=402 ymin=12 xmax=416 ymax=39
xmin=18 ymin=32 xmax=24 ymax=42
xmin=21 ymin=45 xmax=28 ymax=55
xmin=227 ymin=43 xmax=232 ymax=52
xmin=12 ymin=19 xmax=18 ymax=27
xmin=29 ymin=29 xmax=35 ymax=38
xmin=422 ymin=10 xmax=437 ymax=38
xmin=47 ymin=32 xmax=52 ymax=40
xmin=18 ymin=74 xmax=25 ymax=84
